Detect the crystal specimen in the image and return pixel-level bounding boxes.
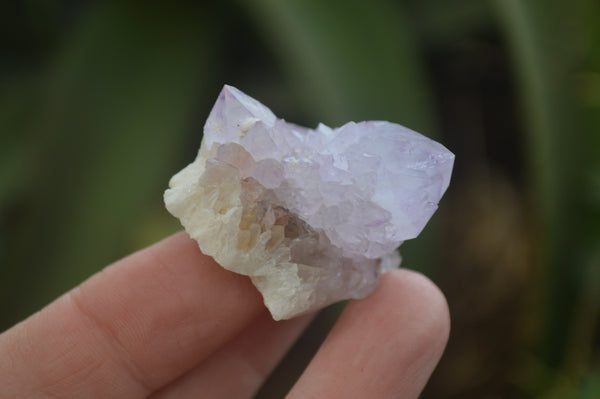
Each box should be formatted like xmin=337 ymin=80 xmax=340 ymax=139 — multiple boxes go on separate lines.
xmin=164 ymin=85 xmax=454 ymax=320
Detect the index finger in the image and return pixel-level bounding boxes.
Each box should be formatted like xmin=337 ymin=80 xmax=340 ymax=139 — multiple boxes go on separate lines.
xmin=0 ymin=232 xmax=264 ymax=399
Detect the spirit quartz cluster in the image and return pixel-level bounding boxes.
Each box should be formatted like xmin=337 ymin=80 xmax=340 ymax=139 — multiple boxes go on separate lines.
xmin=165 ymin=85 xmax=454 ymax=320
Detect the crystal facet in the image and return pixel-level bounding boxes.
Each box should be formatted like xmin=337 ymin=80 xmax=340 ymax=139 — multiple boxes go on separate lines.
xmin=164 ymin=85 xmax=454 ymax=320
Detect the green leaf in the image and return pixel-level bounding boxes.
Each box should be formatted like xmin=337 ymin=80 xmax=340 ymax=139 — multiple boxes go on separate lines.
xmin=493 ymin=0 xmax=600 ymax=369
xmin=1 ymin=2 xmax=218 ymax=329
xmin=240 ymin=0 xmax=435 ymax=132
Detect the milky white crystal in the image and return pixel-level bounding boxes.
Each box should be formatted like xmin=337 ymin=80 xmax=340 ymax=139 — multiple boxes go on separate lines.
xmin=164 ymin=85 xmax=454 ymax=320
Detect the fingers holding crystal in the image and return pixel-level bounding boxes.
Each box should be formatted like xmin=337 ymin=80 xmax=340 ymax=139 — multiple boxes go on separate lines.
xmin=286 ymin=269 xmax=450 ymax=399
xmin=148 ymin=312 xmax=313 ymax=399
xmin=0 ymin=232 xmax=265 ymax=399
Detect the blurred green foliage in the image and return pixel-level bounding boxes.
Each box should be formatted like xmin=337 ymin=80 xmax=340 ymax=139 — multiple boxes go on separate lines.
xmin=1 ymin=1 xmax=599 ymax=397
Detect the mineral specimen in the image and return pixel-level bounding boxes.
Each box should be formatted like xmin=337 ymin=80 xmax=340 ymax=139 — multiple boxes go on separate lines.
xmin=164 ymin=85 xmax=454 ymax=320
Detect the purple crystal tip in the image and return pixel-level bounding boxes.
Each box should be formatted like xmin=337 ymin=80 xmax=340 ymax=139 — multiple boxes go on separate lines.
xmin=204 ymin=85 xmax=454 ymax=259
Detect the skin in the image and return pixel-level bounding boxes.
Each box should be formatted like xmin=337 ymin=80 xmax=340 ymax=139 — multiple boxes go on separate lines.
xmin=0 ymin=232 xmax=450 ymax=399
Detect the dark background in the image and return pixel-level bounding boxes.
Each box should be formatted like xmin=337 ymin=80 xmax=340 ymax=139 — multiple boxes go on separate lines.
xmin=1 ymin=1 xmax=599 ymax=397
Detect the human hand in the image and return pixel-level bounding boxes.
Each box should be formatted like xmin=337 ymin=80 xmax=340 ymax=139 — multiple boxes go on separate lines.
xmin=0 ymin=232 xmax=449 ymax=398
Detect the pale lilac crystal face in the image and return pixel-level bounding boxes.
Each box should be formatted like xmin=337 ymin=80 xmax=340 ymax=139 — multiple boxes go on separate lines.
xmin=204 ymin=85 xmax=454 ymax=260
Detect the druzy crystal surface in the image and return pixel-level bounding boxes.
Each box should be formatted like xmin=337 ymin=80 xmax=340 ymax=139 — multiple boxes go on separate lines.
xmin=164 ymin=85 xmax=454 ymax=320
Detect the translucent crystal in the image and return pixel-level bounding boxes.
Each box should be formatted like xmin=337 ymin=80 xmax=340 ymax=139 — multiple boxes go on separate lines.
xmin=164 ymin=85 xmax=454 ymax=320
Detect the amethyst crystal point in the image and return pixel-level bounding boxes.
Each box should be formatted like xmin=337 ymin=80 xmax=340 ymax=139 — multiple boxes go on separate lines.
xmin=164 ymin=85 xmax=454 ymax=320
